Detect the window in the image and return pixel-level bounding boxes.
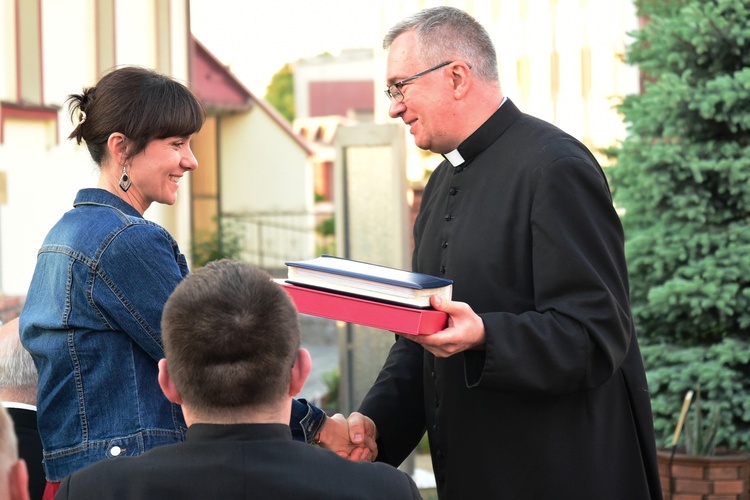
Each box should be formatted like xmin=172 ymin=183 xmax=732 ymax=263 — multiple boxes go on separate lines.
xmin=516 ymin=56 xmax=530 ymax=103
xmin=155 ymin=0 xmax=171 ymax=74
xmin=550 ymin=50 xmax=560 ymax=100
xmin=0 ymin=0 xmax=57 ymax=144
xmin=581 ymin=46 xmax=592 ymax=99
xmin=16 ymin=0 xmax=42 ymax=104
xmin=96 ymin=0 xmax=116 ymax=77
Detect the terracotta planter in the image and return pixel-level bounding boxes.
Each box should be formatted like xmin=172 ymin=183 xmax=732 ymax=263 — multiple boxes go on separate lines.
xmin=658 ymin=450 xmax=750 ymax=500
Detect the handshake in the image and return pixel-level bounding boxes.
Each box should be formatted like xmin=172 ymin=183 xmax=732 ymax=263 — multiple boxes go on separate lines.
xmin=317 ymin=412 xmax=378 ymax=461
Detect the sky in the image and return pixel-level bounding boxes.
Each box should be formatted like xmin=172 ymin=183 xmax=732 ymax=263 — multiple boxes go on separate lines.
xmin=189 ymin=0 xmax=388 ymax=97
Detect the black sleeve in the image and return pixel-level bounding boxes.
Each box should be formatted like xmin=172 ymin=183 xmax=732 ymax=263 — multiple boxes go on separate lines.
xmin=358 ymin=336 xmax=426 ymax=466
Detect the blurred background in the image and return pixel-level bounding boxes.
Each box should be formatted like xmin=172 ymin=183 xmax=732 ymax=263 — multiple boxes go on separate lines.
xmin=6 ymin=2 xmax=750 ymax=496
xmin=0 ymin=0 xmax=640 ymax=405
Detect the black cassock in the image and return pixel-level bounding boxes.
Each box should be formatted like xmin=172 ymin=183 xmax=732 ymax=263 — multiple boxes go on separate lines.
xmin=360 ymin=99 xmax=662 ymax=499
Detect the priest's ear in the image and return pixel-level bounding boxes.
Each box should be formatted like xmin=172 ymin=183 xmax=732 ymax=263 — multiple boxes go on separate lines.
xmin=449 ymin=61 xmax=473 ymax=99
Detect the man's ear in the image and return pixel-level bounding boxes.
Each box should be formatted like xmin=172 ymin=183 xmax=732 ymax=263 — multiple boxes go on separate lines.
xmin=289 ymin=348 xmax=311 ymax=397
xmin=158 ymin=358 xmax=183 ymax=405
xmin=9 ymin=459 xmax=29 ymax=500
xmin=450 ymin=61 xmax=472 ymax=99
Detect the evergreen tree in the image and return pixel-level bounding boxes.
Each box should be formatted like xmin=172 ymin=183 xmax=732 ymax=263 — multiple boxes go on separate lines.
xmin=609 ymin=0 xmax=750 ymax=450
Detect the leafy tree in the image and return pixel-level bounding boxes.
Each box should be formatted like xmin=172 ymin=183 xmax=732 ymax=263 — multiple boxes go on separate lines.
xmin=265 ymin=63 xmax=295 ymax=122
xmin=608 ymin=0 xmax=750 ymax=450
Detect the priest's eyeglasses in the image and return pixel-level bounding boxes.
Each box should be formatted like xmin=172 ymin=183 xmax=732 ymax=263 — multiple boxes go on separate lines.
xmin=384 ymin=61 xmax=454 ymax=102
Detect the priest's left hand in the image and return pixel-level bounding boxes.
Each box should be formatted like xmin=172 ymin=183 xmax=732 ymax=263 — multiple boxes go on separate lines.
xmin=399 ymin=295 xmax=485 ymax=357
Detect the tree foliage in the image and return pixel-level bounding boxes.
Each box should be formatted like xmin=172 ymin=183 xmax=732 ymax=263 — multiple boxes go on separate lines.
xmin=265 ymin=63 xmax=295 ymax=122
xmin=608 ymin=0 xmax=750 ymax=450
xmin=191 ymin=218 xmax=243 ymax=268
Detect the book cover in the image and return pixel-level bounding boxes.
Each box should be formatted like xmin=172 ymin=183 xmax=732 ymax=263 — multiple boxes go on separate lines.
xmin=276 ymin=280 xmax=448 ymax=335
xmin=285 ymin=255 xmax=453 ymax=308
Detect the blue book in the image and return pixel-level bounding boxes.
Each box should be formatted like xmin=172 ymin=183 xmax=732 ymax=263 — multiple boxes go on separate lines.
xmin=285 ymin=255 xmax=453 ymax=309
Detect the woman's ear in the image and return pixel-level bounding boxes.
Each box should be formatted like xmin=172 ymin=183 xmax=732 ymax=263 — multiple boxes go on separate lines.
xmin=106 ymin=132 xmax=128 ymax=163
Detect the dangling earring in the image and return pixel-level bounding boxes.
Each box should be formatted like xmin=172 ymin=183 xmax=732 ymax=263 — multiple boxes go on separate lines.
xmin=119 ymin=164 xmax=131 ymax=192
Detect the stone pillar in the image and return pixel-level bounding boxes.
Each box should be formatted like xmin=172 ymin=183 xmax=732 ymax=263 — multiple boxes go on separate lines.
xmin=333 ymin=123 xmax=408 ymax=414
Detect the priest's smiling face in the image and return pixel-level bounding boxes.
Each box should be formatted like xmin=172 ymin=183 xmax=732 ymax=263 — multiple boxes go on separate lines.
xmin=385 ymin=31 xmax=460 ymax=154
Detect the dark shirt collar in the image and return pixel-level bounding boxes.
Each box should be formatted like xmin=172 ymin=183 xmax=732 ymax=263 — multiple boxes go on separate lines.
xmin=186 ymin=423 xmax=293 ymax=443
xmin=442 ymin=97 xmax=521 ymax=169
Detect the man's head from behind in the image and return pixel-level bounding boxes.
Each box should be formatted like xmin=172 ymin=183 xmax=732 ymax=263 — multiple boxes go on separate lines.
xmin=159 ymin=260 xmax=309 ymax=423
xmin=0 ymin=319 xmax=37 ymax=405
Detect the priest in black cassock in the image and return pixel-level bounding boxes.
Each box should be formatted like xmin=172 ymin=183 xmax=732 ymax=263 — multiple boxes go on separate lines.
xmin=346 ymin=6 xmax=662 ymax=499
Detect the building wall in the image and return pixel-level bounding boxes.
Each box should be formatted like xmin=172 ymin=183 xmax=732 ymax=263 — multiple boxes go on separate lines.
xmin=43 ymin=0 xmax=96 ymax=104
xmin=218 ymin=106 xmax=315 ymax=269
xmin=309 ymin=81 xmax=374 ymax=118
xmin=0 ymin=0 xmax=192 ymax=296
xmin=294 ymin=49 xmax=378 ymax=119
xmin=219 ymin=107 xmax=313 ymax=214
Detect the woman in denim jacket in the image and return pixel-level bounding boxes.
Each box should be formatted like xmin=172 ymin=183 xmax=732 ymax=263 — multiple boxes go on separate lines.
xmin=19 ymin=67 xmax=374 ymax=498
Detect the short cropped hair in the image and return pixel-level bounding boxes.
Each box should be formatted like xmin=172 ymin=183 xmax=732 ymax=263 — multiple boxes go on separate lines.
xmin=383 ymin=6 xmax=499 ymax=82
xmin=0 ymin=319 xmax=37 ymax=403
xmin=161 ymin=260 xmax=300 ymax=413
xmin=66 ymin=66 xmax=205 ymax=165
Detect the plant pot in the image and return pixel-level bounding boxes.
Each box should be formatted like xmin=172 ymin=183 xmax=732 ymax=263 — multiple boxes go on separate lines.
xmin=658 ymin=450 xmax=750 ymax=500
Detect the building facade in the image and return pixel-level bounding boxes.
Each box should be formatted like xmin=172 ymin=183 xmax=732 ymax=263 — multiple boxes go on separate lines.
xmin=0 ymin=0 xmax=314 ymax=300
xmin=0 ymin=0 xmax=194 ymax=298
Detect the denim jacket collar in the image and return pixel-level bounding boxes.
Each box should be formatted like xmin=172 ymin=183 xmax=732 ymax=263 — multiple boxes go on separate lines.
xmin=73 ymin=188 xmax=142 ymax=218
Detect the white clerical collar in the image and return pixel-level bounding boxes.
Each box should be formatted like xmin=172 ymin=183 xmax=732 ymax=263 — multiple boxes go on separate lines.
xmin=444 ymin=150 xmax=465 ymax=167
xmin=2 ymin=402 xmax=36 ymax=411
xmin=443 ymin=96 xmax=509 ymax=168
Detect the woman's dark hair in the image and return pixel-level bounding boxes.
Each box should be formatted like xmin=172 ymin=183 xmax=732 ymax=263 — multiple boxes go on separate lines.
xmin=66 ymin=66 xmax=205 ymax=165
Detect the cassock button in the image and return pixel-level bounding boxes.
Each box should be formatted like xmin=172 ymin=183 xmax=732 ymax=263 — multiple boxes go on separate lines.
xmin=441 ymin=241 xmax=448 ymax=249
xmin=444 ymin=214 xmax=452 ymax=221
xmin=448 ymin=187 xmax=458 ymax=196
xmin=440 ymin=267 xmax=446 ymax=274
xmin=455 ymin=165 xmax=464 ymax=173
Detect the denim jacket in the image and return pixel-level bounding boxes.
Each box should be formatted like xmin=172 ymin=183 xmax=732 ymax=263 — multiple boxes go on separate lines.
xmin=20 ymin=189 xmax=325 ymax=481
